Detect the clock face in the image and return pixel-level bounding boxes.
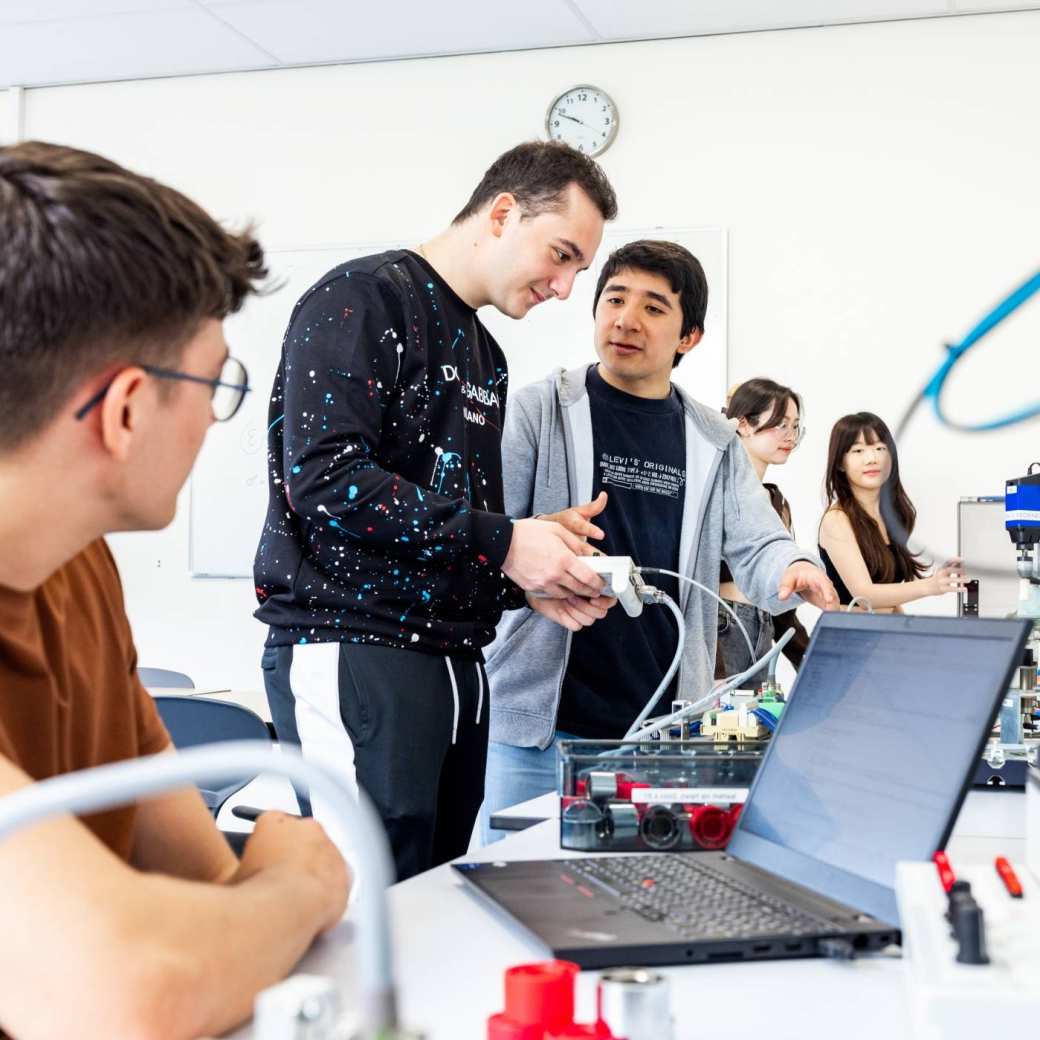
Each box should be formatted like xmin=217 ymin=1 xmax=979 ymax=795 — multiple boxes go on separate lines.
xmin=545 ymin=85 xmax=618 ymax=157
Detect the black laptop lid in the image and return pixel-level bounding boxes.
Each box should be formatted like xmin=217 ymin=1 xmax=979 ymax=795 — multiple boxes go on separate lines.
xmin=727 ymin=613 xmax=1031 ymax=924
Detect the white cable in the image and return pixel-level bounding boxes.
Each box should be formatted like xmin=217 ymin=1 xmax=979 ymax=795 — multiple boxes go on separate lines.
xmin=631 ymin=628 xmax=796 ymax=743
xmin=846 ymin=596 xmax=874 ymax=613
xmin=0 ymin=741 xmax=398 ymax=1036
xmin=623 ymin=589 xmax=686 ymax=739
xmin=638 ymin=566 xmax=757 ymax=663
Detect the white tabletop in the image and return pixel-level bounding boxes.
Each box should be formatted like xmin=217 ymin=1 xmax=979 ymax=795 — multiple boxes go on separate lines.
xmin=228 ymin=787 xmax=1025 ymax=1039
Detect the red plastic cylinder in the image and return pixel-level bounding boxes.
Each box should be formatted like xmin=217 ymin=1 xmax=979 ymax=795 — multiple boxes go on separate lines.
xmin=687 ymin=804 xmax=735 ymax=849
xmin=548 ymin=1024 xmax=614 ymax=1039
xmin=616 ymin=777 xmax=650 ymax=801
xmin=487 ymin=961 xmax=580 ymax=1040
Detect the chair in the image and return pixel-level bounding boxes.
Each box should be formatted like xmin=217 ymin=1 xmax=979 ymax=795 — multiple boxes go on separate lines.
xmin=153 ymin=695 xmax=271 ymax=816
xmin=138 ymin=667 xmax=195 ymax=689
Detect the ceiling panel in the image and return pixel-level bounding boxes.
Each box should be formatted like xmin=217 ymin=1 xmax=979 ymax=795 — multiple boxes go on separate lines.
xmin=0 ymin=0 xmax=1035 ymax=90
xmin=0 ymin=0 xmax=190 ymax=24
xmin=571 ymin=0 xmax=949 ymax=39
xmin=200 ymin=0 xmax=596 ymax=64
xmin=0 ymin=8 xmax=274 ymax=87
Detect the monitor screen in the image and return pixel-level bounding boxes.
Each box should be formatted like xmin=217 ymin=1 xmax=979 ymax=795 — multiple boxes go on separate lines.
xmin=730 ymin=613 xmax=1029 ymax=921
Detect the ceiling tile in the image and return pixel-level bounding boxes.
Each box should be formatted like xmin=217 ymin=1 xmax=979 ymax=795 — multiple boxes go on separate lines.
xmin=0 ymin=8 xmax=275 ymax=87
xmin=201 ymin=0 xmax=595 ymax=64
xmin=571 ymin=0 xmax=949 ymax=39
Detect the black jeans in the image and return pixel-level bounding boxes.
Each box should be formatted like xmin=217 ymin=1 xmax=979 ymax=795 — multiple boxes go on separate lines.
xmin=262 ymin=639 xmax=488 ymax=882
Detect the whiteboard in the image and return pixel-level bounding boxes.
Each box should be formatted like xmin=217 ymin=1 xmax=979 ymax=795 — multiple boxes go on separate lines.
xmin=188 ymin=226 xmax=727 ymax=578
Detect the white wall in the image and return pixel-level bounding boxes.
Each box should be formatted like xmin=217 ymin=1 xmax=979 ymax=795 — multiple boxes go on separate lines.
xmin=1 ymin=87 xmax=24 ymax=143
xmin=22 ymin=11 xmax=1040 ymax=691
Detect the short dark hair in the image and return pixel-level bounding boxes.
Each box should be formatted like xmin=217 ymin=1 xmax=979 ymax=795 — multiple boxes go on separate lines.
xmin=592 ymin=240 xmax=708 ymax=367
xmin=0 ymin=140 xmax=266 ymax=450
xmin=453 ymin=140 xmax=617 ymax=225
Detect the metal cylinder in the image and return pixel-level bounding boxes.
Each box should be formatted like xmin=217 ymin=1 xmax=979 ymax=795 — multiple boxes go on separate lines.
xmin=596 ymin=968 xmax=673 ymax=1040
xmin=560 ymin=800 xmax=605 ymax=851
xmin=606 ymin=802 xmax=639 ymax=843
xmin=587 ymin=770 xmax=619 ymax=801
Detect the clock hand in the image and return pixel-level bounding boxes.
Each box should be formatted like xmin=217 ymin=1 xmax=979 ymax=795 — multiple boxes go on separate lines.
xmin=558 ymin=113 xmax=592 ymax=129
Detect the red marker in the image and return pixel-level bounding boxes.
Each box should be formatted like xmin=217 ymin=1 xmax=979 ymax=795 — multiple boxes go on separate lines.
xmin=995 ymin=857 xmax=1024 ymax=898
xmin=933 ymin=851 xmax=956 ymax=893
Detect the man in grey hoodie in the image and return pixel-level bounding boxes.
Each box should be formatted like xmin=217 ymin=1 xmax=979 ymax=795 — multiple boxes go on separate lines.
xmin=479 ymin=239 xmax=837 ymax=842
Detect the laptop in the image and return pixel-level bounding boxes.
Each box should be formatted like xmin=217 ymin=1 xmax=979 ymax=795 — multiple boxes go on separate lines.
xmin=454 ymin=612 xmax=1031 ymax=968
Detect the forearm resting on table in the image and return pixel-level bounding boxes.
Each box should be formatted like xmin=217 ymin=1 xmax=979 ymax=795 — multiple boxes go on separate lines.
xmin=0 ymin=770 xmax=332 ymax=1040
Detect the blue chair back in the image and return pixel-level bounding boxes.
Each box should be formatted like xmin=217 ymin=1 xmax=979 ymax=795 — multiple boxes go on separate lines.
xmin=154 ymin=696 xmax=271 ymax=814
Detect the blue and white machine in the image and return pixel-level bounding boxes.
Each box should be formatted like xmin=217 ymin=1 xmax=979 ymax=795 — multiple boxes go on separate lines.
xmin=1006 ymin=463 xmax=1040 ymax=584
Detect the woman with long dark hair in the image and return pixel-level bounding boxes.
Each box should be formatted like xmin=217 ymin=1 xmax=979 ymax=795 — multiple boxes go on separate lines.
xmin=818 ymin=412 xmax=965 ymax=610
xmin=718 ymin=378 xmax=812 ymax=682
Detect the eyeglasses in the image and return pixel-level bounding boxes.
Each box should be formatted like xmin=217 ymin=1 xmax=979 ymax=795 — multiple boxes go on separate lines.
xmin=758 ymin=419 xmax=805 ymax=446
xmin=74 ymin=355 xmax=250 ymax=423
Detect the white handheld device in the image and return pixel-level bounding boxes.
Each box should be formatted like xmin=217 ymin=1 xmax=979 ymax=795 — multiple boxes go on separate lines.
xmin=585 ymin=555 xmax=646 ymax=618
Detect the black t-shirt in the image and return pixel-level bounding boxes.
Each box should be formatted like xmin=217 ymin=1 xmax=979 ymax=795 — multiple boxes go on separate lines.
xmin=254 ymin=249 xmax=522 ymax=657
xmin=556 ymin=366 xmax=687 ymax=738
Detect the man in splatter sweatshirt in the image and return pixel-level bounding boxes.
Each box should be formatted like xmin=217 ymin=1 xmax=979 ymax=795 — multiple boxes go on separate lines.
xmin=254 ymin=142 xmax=618 ymax=880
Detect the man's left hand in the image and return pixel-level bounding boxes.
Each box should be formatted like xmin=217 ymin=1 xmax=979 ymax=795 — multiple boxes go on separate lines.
xmin=778 ymin=561 xmax=838 ymax=611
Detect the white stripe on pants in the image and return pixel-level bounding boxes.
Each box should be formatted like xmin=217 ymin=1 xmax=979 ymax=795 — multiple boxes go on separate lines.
xmin=289 ymin=642 xmax=359 ymax=874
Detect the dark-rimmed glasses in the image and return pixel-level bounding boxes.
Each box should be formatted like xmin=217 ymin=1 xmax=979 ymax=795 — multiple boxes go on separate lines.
xmin=74 ymin=356 xmax=250 ymax=423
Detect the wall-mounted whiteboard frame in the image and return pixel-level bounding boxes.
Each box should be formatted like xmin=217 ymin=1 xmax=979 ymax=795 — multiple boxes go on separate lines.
xmin=188 ymin=226 xmax=727 ymax=578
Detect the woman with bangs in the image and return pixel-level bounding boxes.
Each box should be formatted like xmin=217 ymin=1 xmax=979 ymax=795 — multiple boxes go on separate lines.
xmin=818 ymin=412 xmax=966 ymax=611
xmin=718 ymin=378 xmax=813 ymax=683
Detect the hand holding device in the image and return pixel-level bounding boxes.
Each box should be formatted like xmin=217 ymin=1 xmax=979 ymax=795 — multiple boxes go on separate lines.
xmin=503 ymin=518 xmax=603 ymax=598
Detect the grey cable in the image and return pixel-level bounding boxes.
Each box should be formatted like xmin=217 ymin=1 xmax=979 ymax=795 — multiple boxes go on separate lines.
xmin=639 ymin=566 xmax=756 ymax=663
xmin=0 ymin=741 xmax=398 ymax=1036
xmin=622 ymin=588 xmax=686 ymax=739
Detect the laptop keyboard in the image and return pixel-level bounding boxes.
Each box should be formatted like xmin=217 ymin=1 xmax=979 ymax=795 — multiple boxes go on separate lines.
xmin=568 ymin=855 xmax=835 ymax=940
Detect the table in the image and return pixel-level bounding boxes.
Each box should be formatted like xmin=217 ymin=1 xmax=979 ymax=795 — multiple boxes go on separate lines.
xmin=229 ymin=788 xmax=1026 ymax=1039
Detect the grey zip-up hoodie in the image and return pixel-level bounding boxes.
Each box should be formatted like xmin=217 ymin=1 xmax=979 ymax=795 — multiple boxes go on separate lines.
xmin=485 ymin=365 xmax=822 ymax=750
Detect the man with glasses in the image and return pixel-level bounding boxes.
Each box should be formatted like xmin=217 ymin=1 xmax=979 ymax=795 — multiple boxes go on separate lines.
xmin=479 ymin=240 xmax=836 ymax=842
xmin=0 ymin=141 xmax=349 ymax=1040
xmin=74 ymin=356 xmax=251 ymax=423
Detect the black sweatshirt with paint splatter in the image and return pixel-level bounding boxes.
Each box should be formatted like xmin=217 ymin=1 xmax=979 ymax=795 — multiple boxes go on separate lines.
xmin=254 ymin=250 xmax=523 ymax=658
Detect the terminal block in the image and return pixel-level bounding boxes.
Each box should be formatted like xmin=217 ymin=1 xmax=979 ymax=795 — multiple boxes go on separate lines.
xmin=700 ymin=701 xmax=770 ymax=741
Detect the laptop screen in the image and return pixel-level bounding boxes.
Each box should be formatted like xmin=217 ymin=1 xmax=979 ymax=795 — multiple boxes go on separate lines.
xmin=728 ymin=613 xmax=1030 ymax=923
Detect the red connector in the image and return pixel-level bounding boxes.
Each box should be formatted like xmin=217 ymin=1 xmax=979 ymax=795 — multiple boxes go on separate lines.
xmin=686 ymin=804 xmax=735 ymax=849
xmin=487 ymin=961 xmax=615 ymax=1040
xmin=616 ymin=775 xmax=650 ymax=802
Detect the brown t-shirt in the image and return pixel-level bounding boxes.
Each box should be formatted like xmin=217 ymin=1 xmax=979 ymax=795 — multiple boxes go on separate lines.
xmin=0 ymin=539 xmax=171 ymax=861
